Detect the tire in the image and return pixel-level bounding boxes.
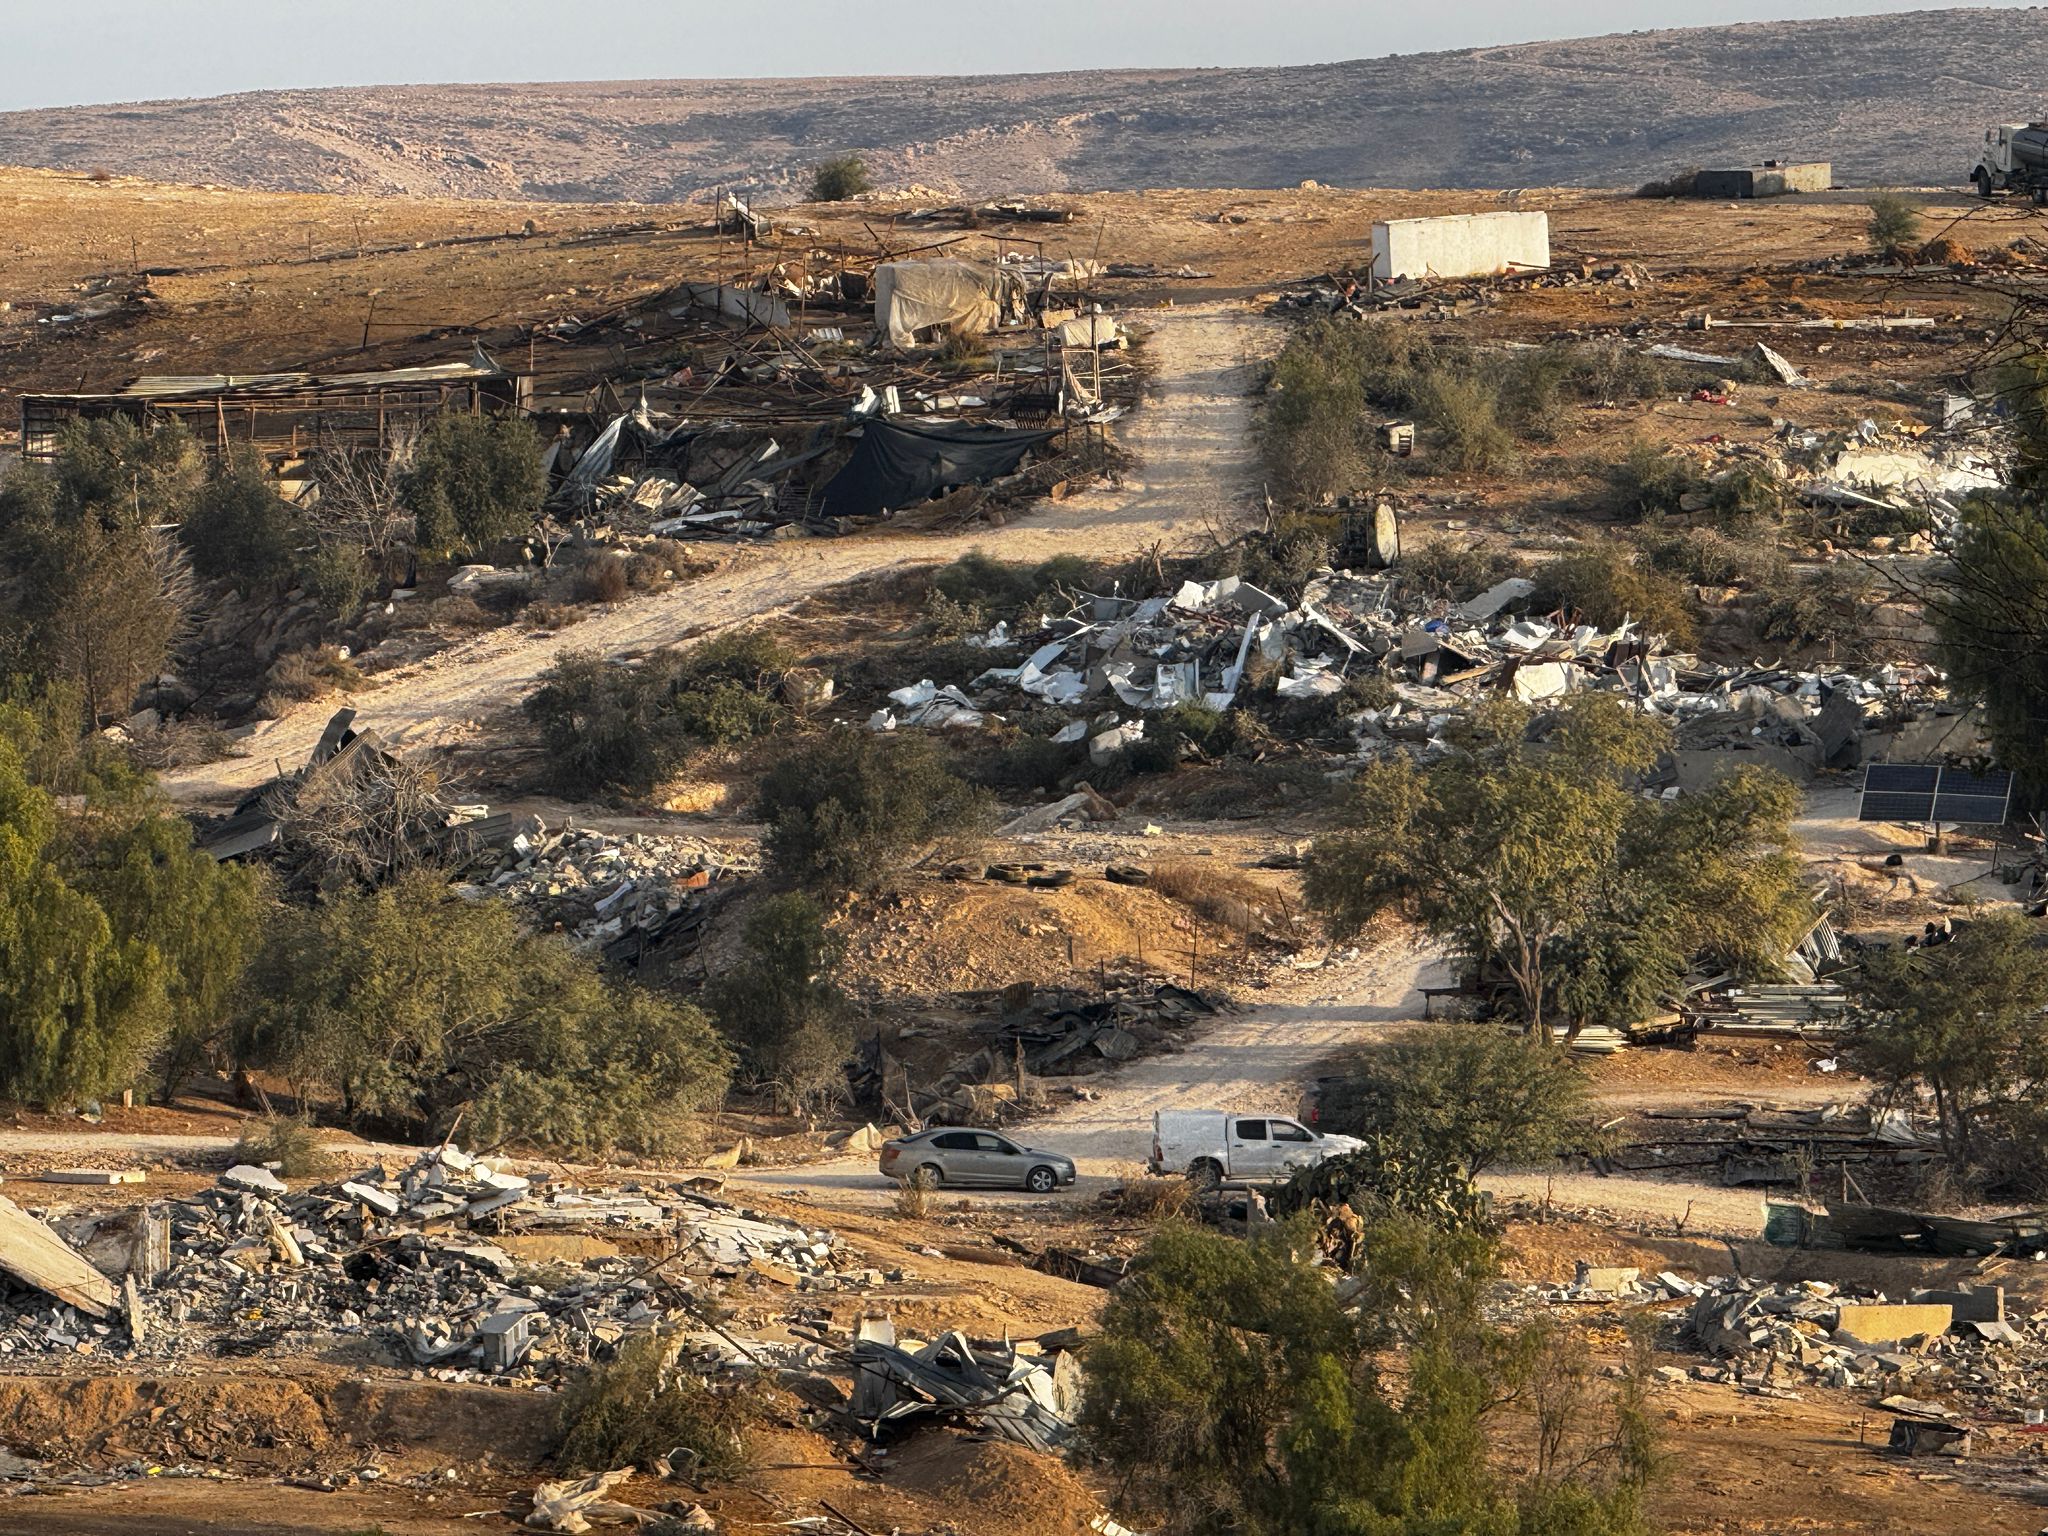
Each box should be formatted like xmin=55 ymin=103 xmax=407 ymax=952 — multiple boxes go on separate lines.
xmin=908 ymin=1164 xmax=943 ymax=1190
xmin=1188 ymin=1159 xmax=1223 ymax=1193
xmin=1025 ymin=1165 xmax=1059 ymax=1194
xmin=1975 ymin=170 xmax=1995 ymax=200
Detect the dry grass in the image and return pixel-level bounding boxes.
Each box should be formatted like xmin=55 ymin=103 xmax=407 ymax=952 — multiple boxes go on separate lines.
xmin=892 ymin=1176 xmax=932 ymax=1220
xmin=1147 ymin=859 xmax=1291 ymax=937
xmin=255 ymin=647 xmax=366 ymax=718
xmin=1100 ymin=1165 xmax=1195 ymax=1221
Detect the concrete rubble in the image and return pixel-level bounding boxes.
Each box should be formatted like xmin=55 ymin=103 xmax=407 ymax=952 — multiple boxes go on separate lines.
xmin=454 ymin=818 xmax=757 ymax=968
xmin=0 ymin=1143 xmax=885 ymax=1381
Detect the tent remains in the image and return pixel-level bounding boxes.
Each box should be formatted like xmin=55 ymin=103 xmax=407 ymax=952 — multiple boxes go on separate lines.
xmin=873 ymin=260 xmax=1026 ymax=348
xmin=817 ymin=418 xmax=1062 ymax=521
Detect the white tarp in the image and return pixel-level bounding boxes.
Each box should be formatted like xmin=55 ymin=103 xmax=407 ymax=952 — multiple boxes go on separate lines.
xmin=874 ymin=260 xmax=1019 ymax=348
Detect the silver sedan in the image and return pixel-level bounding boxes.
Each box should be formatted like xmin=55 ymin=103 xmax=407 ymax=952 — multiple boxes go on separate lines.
xmin=879 ymin=1128 xmax=1077 ymax=1193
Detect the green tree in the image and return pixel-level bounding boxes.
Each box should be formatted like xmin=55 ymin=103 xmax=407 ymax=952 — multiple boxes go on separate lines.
xmin=807 ymin=154 xmax=873 ymax=202
xmin=1847 ymin=911 xmax=2048 ymax=1167
xmin=1305 ymin=696 xmax=1810 ymax=1035
xmin=402 ymin=412 xmax=545 ymax=556
xmin=1260 ymin=317 xmax=1371 ymax=502
xmin=706 ymin=893 xmax=851 ymax=1112
xmin=180 ymin=456 xmax=299 ymax=592
xmin=0 ymin=424 xmax=202 ymax=725
xmin=1314 ymin=1027 xmax=1598 ymax=1177
xmin=236 ymin=870 xmax=729 ymax=1151
xmin=1866 ymin=191 xmax=1922 ymax=254
xmin=759 ymin=729 xmax=994 ymax=892
xmin=0 ymin=698 xmax=258 ymax=1104
xmin=1083 ymin=1218 xmax=1652 ymax=1536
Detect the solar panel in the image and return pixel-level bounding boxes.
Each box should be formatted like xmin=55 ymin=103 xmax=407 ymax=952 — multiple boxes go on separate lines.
xmin=1932 ymin=768 xmax=2014 ymax=825
xmin=1858 ymin=763 xmax=2014 ymax=826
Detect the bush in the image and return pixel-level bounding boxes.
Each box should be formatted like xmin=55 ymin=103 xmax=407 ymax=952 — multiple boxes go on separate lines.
xmin=236 ymin=871 xmax=731 ymax=1150
xmin=759 ymin=729 xmax=995 ymax=891
xmin=1313 ymin=1028 xmax=1599 ymax=1176
xmin=574 ymin=554 xmax=631 ymax=605
xmin=1398 ymin=538 xmax=1520 ymax=602
xmin=402 ymin=413 xmax=545 ymax=556
xmin=299 ymin=542 xmax=371 ymax=620
xmin=1639 ymin=526 xmax=1785 ymax=589
xmin=181 ymin=458 xmax=299 ymax=593
xmin=1148 ymin=860 xmax=1285 ymax=936
xmin=808 ymin=154 xmax=873 ymax=202
xmin=1636 ymin=167 xmax=1699 ymax=198
xmin=929 ymin=551 xmax=1097 ymax=626
xmin=977 ymin=732 xmax=1082 ymax=792
xmin=1235 ymin=516 xmax=1334 ymax=602
xmin=231 ymin=1114 xmax=324 ymax=1179
xmin=556 ymin=1334 xmax=753 ymax=1477
xmin=1532 ymin=543 xmax=1698 ymax=646
xmin=705 ymin=894 xmax=851 ymax=1111
xmin=1417 ymin=372 xmax=1515 ymax=472
xmin=1609 ymin=439 xmax=1702 ymax=521
xmin=1867 ymin=191 xmax=1922 ymax=255
xmin=1755 ymin=564 xmax=1878 ymax=649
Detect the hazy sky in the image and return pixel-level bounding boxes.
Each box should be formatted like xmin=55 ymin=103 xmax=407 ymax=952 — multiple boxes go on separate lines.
xmin=0 ymin=0 xmax=2020 ymax=112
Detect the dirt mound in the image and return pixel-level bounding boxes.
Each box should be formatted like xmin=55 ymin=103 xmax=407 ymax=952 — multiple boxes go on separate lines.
xmin=840 ymin=874 xmax=1253 ymax=999
xmin=886 ymin=1430 xmax=1104 ymax=1535
xmin=0 ymin=1370 xmax=556 ymax=1471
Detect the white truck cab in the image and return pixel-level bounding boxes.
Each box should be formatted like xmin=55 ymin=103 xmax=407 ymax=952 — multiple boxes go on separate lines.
xmin=1150 ymin=1109 xmax=1362 ymax=1189
xmin=1974 ymin=123 xmax=2048 ymax=200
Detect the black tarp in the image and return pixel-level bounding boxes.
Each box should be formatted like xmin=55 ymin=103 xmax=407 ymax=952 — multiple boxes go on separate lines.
xmin=815 ymin=418 xmax=1060 ymax=520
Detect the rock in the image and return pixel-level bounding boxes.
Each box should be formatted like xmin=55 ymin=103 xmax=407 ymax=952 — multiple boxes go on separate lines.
xmin=220 ymin=1165 xmax=288 ymax=1195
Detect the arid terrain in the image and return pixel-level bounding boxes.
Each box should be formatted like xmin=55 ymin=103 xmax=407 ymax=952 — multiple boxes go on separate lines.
xmin=0 ymin=9 xmax=2042 ymax=200
xmin=2 ymin=137 xmax=2047 ymax=1536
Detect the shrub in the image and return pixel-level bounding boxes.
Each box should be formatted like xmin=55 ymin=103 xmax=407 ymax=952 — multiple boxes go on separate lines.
xmin=1417 ymin=372 xmax=1515 ymax=472
xmin=1639 ymin=526 xmax=1785 ymax=589
xmin=705 ymin=894 xmax=851 ymax=1111
xmin=1636 ymin=167 xmax=1699 ymax=198
xmin=1532 ymin=543 xmax=1698 ymax=647
xmin=665 ymin=630 xmax=794 ymax=747
xmin=1236 ymin=516 xmax=1334 ymax=602
xmin=1148 ymin=860 xmax=1284 ymax=936
xmin=1866 ymin=191 xmax=1922 ymax=255
xmin=1755 ymin=564 xmax=1878 ymax=649
xmin=759 ymin=730 xmax=995 ymax=891
xmin=1398 ymin=538 xmax=1520 ymax=602
xmin=299 ymin=542 xmax=371 ymax=620
xmin=977 ymin=732 xmax=1082 ymax=792
xmin=929 ymin=551 xmax=1097 ymax=624
xmin=524 ymin=651 xmax=673 ymax=796
xmin=402 ymin=413 xmax=546 ymax=556
xmin=556 ymin=1334 xmax=753 ymax=1477
xmin=807 ymin=154 xmax=873 ymax=202
xmin=1312 ymin=1028 xmax=1599 ymax=1176
xmin=1708 ymin=459 xmax=1791 ymax=529
xmin=574 ymin=554 xmax=631 ymax=605
xmin=181 ymin=458 xmax=299 ymax=593
xmin=1609 ymin=439 xmax=1702 ymax=521
xmin=231 ymin=1114 xmax=324 ymax=1179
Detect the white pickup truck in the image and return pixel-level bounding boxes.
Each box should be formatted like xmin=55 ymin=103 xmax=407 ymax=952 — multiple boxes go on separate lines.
xmin=1149 ymin=1109 xmax=1363 ymax=1189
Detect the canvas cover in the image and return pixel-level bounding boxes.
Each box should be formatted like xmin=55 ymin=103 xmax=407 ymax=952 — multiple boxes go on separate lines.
xmin=873 ymin=260 xmax=1018 ymax=348
xmin=817 ymin=418 xmax=1060 ymax=520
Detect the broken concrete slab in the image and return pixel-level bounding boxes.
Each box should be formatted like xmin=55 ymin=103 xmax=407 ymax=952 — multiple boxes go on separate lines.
xmin=220 ymin=1164 xmax=288 ymax=1195
xmin=1833 ymin=1302 xmax=1953 ymax=1344
xmin=1910 ymin=1285 xmax=2004 ymax=1324
xmin=1573 ymin=1263 xmax=1642 ymax=1294
xmin=39 ymin=1169 xmax=146 ymax=1186
xmin=0 ymin=1195 xmax=119 ymax=1317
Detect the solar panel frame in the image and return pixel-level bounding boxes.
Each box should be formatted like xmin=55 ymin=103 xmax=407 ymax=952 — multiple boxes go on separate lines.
xmin=1859 ymin=763 xmax=2014 ymax=826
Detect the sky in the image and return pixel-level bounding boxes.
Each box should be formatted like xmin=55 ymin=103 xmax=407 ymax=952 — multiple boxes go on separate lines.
xmin=0 ymin=0 xmax=2024 ymax=112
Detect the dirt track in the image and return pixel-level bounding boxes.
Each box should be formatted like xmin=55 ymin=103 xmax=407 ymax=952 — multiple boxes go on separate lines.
xmin=159 ymin=302 xmax=1276 ymax=808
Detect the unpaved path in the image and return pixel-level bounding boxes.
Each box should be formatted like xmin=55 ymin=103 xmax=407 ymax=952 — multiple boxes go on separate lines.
xmin=161 ymin=303 xmax=1277 ymax=806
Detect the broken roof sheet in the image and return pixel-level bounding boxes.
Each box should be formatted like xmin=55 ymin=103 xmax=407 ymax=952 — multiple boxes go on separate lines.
xmin=36 ymin=357 xmax=509 ymax=403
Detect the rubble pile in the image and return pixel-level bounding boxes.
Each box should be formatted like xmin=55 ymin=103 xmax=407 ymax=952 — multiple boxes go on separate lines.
xmin=454 ymin=818 xmax=755 ymax=967
xmin=869 ymin=559 xmax=1950 ymax=785
xmin=0 ymin=1145 xmax=877 ymax=1382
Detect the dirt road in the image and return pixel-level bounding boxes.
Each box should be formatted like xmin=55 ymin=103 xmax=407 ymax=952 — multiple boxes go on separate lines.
xmin=160 ymin=303 xmax=1278 ymax=807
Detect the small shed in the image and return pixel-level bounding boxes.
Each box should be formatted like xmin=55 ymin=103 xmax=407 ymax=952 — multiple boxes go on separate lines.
xmin=1692 ymin=162 xmax=1832 ymax=199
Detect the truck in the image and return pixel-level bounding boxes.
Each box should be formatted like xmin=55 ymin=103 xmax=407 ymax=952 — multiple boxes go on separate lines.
xmin=1149 ymin=1110 xmax=1363 ymax=1189
xmin=1972 ymin=124 xmax=2048 ymax=203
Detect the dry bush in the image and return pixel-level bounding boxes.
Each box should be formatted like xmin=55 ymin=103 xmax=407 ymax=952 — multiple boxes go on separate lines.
xmin=555 ymin=1334 xmax=754 ymax=1477
xmin=892 ymin=1177 xmax=930 ymax=1220
xmin=575 ymin=555 xmax=632 ymax=605
xmin=1148 ymin=860 xmax=1290 ymax=936
xmin=525 ymin=600 xmax=584 ymax=631
xmin=258 ymin=647 xmax=364 ymax=716
xmin=231 ymin=1115 xmax=325 ymax=1179
xmin=1101 ymin=1168 xmax=1195 ymax=1221
xmin=124 ymin=716 xmax=238 ymax=771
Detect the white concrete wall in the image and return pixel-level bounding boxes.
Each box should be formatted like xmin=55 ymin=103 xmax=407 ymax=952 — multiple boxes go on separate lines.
xmin=1370 ymin=211 xmax=1550 ymax=282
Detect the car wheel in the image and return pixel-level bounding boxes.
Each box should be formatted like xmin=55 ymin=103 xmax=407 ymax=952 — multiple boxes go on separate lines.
xmin=1025 ymin=1165 xmax=1059 ymax=1194
xmin=1975 ymin=170 xmax=1995 ymax=199
xmin=1188 ymin=1159 xmax=1223 ymax=1193
xmin=909 ymin=1164 xmax=942 ymax=1190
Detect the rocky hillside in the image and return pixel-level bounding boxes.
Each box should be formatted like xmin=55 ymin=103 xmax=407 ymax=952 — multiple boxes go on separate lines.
xmin=1 ymin=9 xmax=2038 ymax=200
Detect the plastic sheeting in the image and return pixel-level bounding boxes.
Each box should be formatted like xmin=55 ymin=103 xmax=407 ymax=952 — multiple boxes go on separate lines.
xmin=873 ymin=260 xmax=1020 ymax=348
xmin=817 ymin=418 xmax=1060 ymax=520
